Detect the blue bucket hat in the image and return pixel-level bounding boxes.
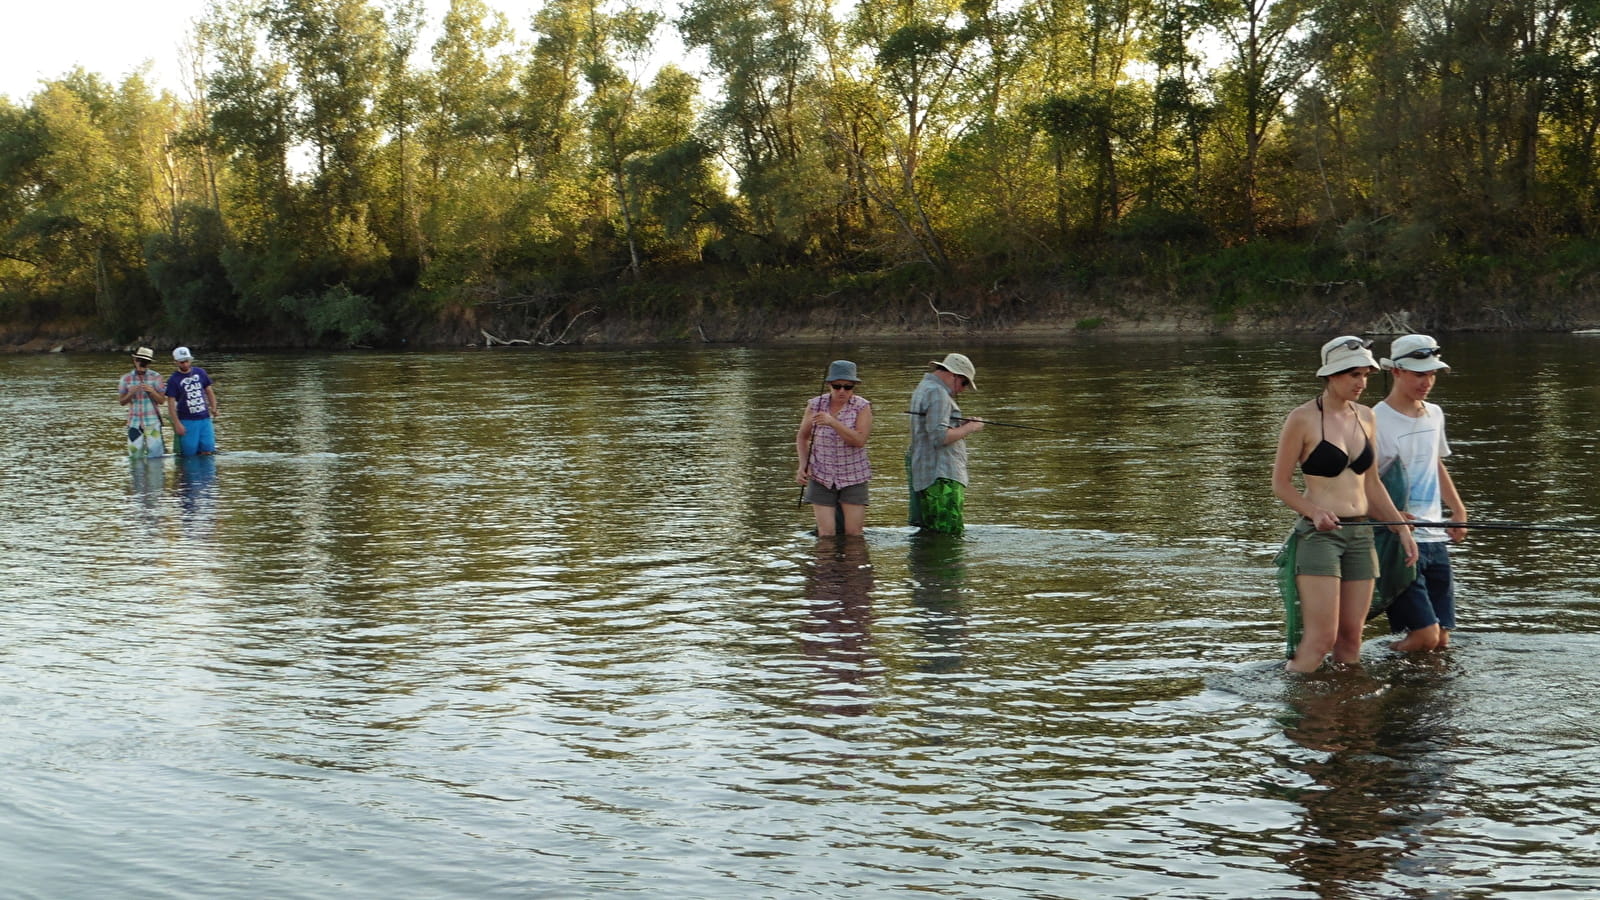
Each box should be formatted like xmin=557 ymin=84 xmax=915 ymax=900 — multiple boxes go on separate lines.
xmin=825 ymin=360 xmax=861 ymax=383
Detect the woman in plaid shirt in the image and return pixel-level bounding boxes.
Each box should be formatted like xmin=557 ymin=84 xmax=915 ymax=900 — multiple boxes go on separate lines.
xmin=118 ymin=347 xmax=167 ymax=458
xmin=796 ymin=360 xmax=874 ymax=536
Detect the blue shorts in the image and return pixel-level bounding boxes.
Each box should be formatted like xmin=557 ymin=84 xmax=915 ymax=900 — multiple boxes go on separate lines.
xmin=177 ymin=417 xmax=216 ymax=456
xmin=1386 ymin=541 xmax=1456 ymax=632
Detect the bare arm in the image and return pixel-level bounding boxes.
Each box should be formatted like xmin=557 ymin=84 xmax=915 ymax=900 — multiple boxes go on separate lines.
xmin=1272 ymin=408 xmax=1335 ymax=527
xmin=795 ymin=401 xmax=818 ymax=483
xmin=942 ymin=417 xmax=983 ymax=445
xmin=816 ymin=403 xmax=873 ymax=448
xmin=167 ymin=394 xmax=186 ymax=436
xmin=1438 ymin=462 xmax=1466 ymax=542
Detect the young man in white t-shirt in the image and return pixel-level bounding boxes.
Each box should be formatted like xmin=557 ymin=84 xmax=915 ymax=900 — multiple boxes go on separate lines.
xmin=1375 ymin=334 xmax=1467 ymax=652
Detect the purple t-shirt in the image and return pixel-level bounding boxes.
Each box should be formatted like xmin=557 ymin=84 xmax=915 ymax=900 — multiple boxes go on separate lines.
xmin=165 ymin=367 xmax=214 ymax=419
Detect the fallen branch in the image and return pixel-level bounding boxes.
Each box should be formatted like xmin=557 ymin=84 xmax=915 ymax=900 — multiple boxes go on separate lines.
xmin=1267 ymin=278 xmax=1366 ymax=293
xmin=481 ymin=329 xmax=531 ymax=347
xmin=927 ymin=293 xmax=969 ymax=324
xmin=541 ymin=307 xmax=599 ymax=346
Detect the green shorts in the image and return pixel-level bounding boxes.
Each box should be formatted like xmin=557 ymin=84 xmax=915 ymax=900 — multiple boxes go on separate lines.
xmin=911 ymin=478 xmax=966 ymax=535
xmin=1294 ymin=519 xmax=1378 ymax=580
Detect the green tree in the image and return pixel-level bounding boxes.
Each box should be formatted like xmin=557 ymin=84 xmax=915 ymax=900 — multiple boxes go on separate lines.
xmin=844 ymin=0 xmax=977 ymax=271
xmin=679 ymin=0 xmax=839 ymax=263
xmin=578 ymin=0 xmax=664 ymax=279
xmin=1206 ymin=0 xmax=1313 ymax=238
xmin=0 ymin=72 xmax=174 ymax=335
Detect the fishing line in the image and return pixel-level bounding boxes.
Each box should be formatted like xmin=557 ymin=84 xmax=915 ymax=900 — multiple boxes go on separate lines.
xmin=902 ymin=410 xmax=1068 ymax=434
xmin=1340 ymin=520 xmax=1600 ymax=535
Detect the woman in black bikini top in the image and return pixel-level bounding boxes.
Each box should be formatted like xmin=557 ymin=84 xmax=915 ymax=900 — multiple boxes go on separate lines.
xmin=1271 ymin=336 xmax=1417 ymax=674
xmin=1301 ymin=395 xmax=1374 ymax=477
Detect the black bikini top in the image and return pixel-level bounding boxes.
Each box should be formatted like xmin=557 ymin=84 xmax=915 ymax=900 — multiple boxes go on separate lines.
xmin=1301 ymin=396 xmax=1373 ymax=477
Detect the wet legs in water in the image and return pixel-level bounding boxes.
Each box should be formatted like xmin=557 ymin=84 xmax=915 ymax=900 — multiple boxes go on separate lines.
xmin=1289 ymin=575 xmax=1373 ymax=673
xmin=813 ymin=502 xmax=862 ymax=537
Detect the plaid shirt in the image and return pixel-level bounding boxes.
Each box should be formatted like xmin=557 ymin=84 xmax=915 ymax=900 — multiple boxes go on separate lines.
xmin=119 ymin=369 xmax=166 ymax=431
xmin=806 ymin=394 xmax=872 ymax=488
xmin=908 ymin=372 xmax=967 ymax=490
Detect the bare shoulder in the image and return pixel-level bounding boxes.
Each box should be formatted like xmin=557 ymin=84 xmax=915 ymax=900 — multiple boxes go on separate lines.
xmin=1282 ymin=398 xmax=1318 ymax=428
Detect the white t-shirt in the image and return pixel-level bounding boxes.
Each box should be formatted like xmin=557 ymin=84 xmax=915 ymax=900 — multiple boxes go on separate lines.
xmin=1375 ymin=400 xmax=1452 ymax=543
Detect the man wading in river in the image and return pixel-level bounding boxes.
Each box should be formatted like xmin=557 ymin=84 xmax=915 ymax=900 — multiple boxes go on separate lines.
xmin=119 ymin=346 xmax=167 ymax=458
xmin=165 ymin=346 xmax=219 ymax=457
xmin=907 ymin=353 xmax=985 ymax=535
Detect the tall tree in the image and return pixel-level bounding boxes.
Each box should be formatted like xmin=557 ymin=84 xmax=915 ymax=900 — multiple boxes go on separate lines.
xmin=0 ymin=72 xmax=173 ymax=333
xmin=1207 ymin=0 xmax=1313 ymax=238
xmin=679 ymin=0 xmax=833 ymax=260
xmin=844 ymin=0 xmax=976 ymax=271
xmin=577 ymin=0 xmax=664 ymax=279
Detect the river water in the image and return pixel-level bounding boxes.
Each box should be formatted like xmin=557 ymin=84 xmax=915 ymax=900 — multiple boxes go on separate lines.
xmin=3 ymin=335 xmax=1599 ymax=899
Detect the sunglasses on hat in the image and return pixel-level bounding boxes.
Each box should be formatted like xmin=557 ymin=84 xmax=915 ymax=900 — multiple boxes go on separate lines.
xmin=1397 ymin=346 xmax=1442 ymax=360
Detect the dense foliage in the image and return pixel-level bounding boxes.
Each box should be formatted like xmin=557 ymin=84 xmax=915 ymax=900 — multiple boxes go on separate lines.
xmin=3 ymin=0 xmax=1599 ymax=344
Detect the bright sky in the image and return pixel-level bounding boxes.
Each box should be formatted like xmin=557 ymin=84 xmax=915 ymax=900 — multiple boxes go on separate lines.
xmin=2 ymin=0 xmax=681 ymax=103
xmin=3 ymin=0 xmax=200 ymax=100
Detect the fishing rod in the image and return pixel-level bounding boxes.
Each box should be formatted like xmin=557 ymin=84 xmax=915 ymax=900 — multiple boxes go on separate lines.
xmin=903 ymin=410 xmax=1068 ymax=434
xmin=1342 ymin=520 xmax=1600 ymax=535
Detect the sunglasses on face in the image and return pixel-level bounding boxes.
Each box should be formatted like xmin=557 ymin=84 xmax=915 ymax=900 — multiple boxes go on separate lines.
xmin=829 ymin=383 xmax=855 ymax=391
xmin=1398 ymin=346 xmax=1442 ymax=360
xmin=135 ymin=360 xmax=149 ymax=367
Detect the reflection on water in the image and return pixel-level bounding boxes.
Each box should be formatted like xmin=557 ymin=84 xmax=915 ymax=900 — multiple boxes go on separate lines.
xmin=907 ymin=533 xmax=969 ymax=675
xmin=1278 ymin=657 xmax=1459 ymax=895
xmin=128 ymin=457 xmax=165 ymax=516
xmin=4 ymin=336 xmax=1600 ymax=899
xmin=176 ymin=454 xmax=219 ymax=525
xmin=800 ymin=536 xmax=878 ymax=716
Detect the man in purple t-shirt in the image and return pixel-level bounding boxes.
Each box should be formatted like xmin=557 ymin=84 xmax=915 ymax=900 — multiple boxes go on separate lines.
xmin=164 ymin=346 xmax=218 ymax=456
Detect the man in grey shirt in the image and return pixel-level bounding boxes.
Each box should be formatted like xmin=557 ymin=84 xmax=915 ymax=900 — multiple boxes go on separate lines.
xmin=907 ymin=353 xmax=985 ymax=534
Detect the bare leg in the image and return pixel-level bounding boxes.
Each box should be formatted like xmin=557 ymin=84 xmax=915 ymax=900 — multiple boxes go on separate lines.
xmin=840 ymin=503 xmax=866 ymax=536
xmin=812 ymin=504 xmax=838 ymax=537
xmin=1332 ymin=578 xmax=1374 ymax=664
xmin=1289 ymin=574 xmax=1341 ymax=673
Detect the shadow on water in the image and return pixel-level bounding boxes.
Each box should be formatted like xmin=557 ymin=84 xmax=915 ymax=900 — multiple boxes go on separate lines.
xmin=1273 ymin=653 xmax=1460 ymax=897
xmin=799 ymin=535 xmax=878 ymax=716
xmin=906 ymin=532 xmax=969 ymax=675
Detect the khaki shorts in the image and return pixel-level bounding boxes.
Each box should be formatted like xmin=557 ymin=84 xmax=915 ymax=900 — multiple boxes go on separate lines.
xmin=1294 ymin=519 xmax=1379 ymax=580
